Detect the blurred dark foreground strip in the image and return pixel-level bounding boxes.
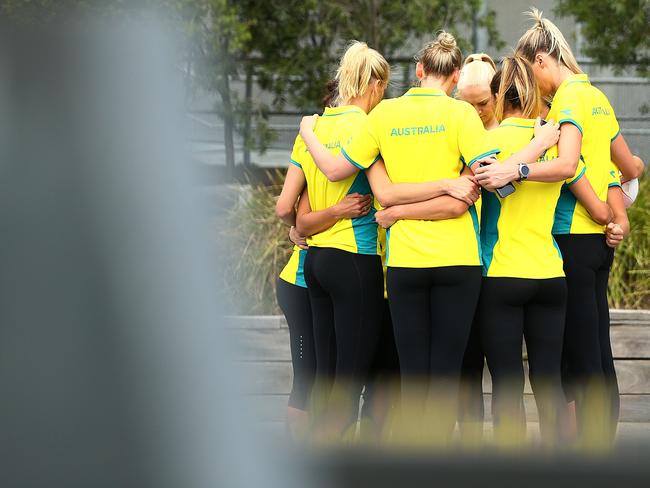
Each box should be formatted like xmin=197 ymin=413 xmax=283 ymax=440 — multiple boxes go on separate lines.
xmin=307 ymin=446 xmax=650 ymax=488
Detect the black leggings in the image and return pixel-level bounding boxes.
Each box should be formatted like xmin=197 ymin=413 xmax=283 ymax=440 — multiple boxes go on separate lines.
xmin=304 ymin=247 xmax=384 ymax=432
xmin=360 ymin=299 xmax=400 ymax=439
xmin=458 ymin=314 xmax=485 ymax=437
xmin=554 ymin=233 xmax=619 ymax=441
xmin=478 ymin=277 xmax=567 ymax=442
xmin=276 ymin=278 xmax=316 ymax=411
xmin=387 ymin=266 xmax=482 ymax=438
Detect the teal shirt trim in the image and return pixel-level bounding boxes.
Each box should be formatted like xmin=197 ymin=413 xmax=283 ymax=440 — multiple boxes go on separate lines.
xmin=566 ymin=165 xmax=586 ymax=186
xmin=479 ymin=189 xmax=501 ymax=275
xmin=347 ymin=171 xmax=378 ymax=255
xmin=558 ymin=118 xmax=583 ymax=135
xmin=341 ymin=147 xmax=366 ymax=170
xmin=468 ymin=203 xmax=482 ymax=265
xmin=289 ymin=159 xmax=302 ymax=168
xmin=552 ymin=184 xmax=578 ymax=234
xmin=294 ymin=249 xmax=308 ymax=288
xmin=322 ymin=110 xmax=360 ymax=117
xmin=611 ymin=129 xmax=621 ymax=141
xmin=467 ymin=149 xmax=500 ymax=168
xmin=385 ymin=228 xmax=391 ymax=264
xmin=552 ymin=236 xmax=563 ymax=260
xmin=609 ymin=182 xmax=622 ymax=188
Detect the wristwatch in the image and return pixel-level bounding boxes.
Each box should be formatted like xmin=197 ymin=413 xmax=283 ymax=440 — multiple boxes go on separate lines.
xmin=518 ymin=162 xmax=530 ymax=181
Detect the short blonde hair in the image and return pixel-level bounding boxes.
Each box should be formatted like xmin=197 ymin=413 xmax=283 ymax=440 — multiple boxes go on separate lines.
xmin=335 ymin=41 xmax=390 ymax=105
xmin=458 ymin=53 xmax=496 ymax=91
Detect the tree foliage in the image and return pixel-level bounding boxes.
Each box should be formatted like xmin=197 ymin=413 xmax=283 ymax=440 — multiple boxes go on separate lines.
xmin=556 ymin=0 xmax=650 ymax=76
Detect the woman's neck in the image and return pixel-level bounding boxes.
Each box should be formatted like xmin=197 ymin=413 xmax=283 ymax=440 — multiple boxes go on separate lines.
xmin=346 ymin=95 xmax=371 ymax=113
xmin=420 ymin=75 xmax=454 ymax=95
xmin=502 ymin=109 xmax=525 ymax=120
xmin=484 ymin=117 xmax=500 ymax=130
xmin=552 ymin=65 xmax=577 ymax=93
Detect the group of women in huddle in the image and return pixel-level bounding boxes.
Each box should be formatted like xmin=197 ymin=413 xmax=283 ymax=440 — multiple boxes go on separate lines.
xmin=274 ymin=9 xmax=645 ymax=448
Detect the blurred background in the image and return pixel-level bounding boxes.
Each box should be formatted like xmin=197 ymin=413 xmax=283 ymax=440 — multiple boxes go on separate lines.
xmin=0 ymin=1 xmax=648 ymax=486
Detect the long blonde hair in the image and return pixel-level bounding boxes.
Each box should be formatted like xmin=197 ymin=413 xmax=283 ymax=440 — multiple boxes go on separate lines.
xmin=416 ymin=31 xmax=463 ymax=78
xmin=515 ymin=8 xmax=582 ymax=74
xmin=492 ymin=55 xmax=542 ymax=122
xmin=335 ymin=41 xmax=390 ymax=105
xmin=458 ymin=53 xmax=496 ymax=91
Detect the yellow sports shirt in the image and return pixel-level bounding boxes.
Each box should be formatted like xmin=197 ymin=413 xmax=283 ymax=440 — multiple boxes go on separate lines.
xmin=342 ymin=87 xmax=498 ymax=268
xmin=481 ymin=118 xmax=585 ymax=279
xmin=279 ymin=246 xmax=307 ymax=287
xmin=292 ymin=105 xmax=380 ymax=255
xmin=549 ymin=74 xmax=621 ymax=234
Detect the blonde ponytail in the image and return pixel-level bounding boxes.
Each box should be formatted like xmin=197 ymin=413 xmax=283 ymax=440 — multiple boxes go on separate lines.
xmin=515 ymin=8 xmax=582 ymax=74
xmin=335 ymin=41 xmax=390 ymax=105
xmin=416 ymin=31 xmax=463 ymax=78
xmin=493 ymin=55 xmax=541 ymax=122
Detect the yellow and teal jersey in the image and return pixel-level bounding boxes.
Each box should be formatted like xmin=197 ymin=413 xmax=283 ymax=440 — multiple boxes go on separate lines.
xmin=342 ymin=87 xmax=498 ymax=268
xmin=293 ymin=105 xmax=380 ymax=255
xmin=279 ymin=246 xmax=307 ymax=288
xmin=481 ymin=118 xmax=586 ymax=279
xmin=377 ymin=224 xmax=388 ymax=298
xmin=548 ymin=73 xmax=621 ymax=235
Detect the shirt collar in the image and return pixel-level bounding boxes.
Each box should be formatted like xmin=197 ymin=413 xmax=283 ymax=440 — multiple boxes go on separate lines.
xmin=404 ymin=87 xmax=446 ymax=97
xmin=499 ymin=117 xmax=536 ymax=128
xmin=557 ymin=73 xmax=590 ymax=93
xmin=322 ymin=105 xmax=365 ymax=116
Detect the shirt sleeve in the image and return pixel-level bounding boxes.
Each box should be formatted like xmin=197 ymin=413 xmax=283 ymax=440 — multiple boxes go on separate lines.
xmin=457 ymin=103 xmax=500 ymax=167
xmin=609 ymin=102 xmax=621 ymax=142
xmin=565 ymin=157 xmax=586 ymax=186
xmin=607 ymin=161 xmax=622 ymax=188
xmin=552 ymin=86 xmax=587 ymax=135
xmin=289 ymin=134 xmax=306 ymax=169
xmin=341 ymin=113 xmax=381 ymax=170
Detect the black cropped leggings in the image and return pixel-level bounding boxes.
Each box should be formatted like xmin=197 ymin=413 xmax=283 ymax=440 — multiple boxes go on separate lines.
xmin=276 ymin=278 xmax=316 ymax=411
xmin=478 ymin=277 xmax=567 ymax=442
xmin=304 ymin=247 xmax=384 ymax=432
xmin=386 ymin=265 xmax=482 ymax=439
xmin=554 ymin=233 xmax=619 ymax=441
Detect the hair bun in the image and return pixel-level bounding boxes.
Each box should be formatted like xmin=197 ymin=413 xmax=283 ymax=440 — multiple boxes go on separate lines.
xmin=436 ymin=31 xmax=456 ymax=51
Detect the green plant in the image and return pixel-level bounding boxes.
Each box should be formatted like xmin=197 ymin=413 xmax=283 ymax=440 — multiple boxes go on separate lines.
xmin=609 ymin=174 xmax=650 ymax=309
xmin=221 ymin=171 xmax=292 ymax=314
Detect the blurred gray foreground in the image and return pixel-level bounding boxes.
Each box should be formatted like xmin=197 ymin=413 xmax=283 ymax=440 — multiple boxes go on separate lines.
xmin=0 ymin=18 xmax=302 ymax=488
xmin=1 ymin=13 xmax=649 ymax=488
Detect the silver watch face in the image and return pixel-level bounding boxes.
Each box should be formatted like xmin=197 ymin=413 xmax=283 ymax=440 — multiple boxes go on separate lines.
xmin=520 ymin=164 xmax=529 ymax=178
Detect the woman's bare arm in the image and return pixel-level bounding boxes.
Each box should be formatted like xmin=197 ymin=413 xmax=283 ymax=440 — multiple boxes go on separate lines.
xmin=276 ymin=164 xmax=306 ymax=225
xmin=611 ymin=133 xmax=645 ymax=183
xmin=568 ymin=176 xmax=613 ymax=225
xmin=295 ymin=187 xmax=372 ymax=237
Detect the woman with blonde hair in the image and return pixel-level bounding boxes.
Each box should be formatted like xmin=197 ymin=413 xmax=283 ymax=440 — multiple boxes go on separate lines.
xmin=456 ymin=51 xmax=498 ymax=443
xmin=457 ymin=53 xmax=499 ymax=130
xmin=475 ymin=53 xmax=617 ymax=447
xmin=505 ymin=8 xmax=645 ymax=445
xmin=289 ymin=41 xmax=480 ymax=442
xmin=299 ymin=32 xmax=560 ymax=443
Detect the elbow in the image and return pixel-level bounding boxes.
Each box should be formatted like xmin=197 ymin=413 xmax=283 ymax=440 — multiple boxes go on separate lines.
xmin=632 ymin=158 xmax=645 ymax=179
xmin=294 ymin=218 xmax=308 ymax=237
xmin=374 ymin=190 xmax=395 ymax=209
xmin=564 ymin=159 xmax=579 ymax=180
xmin=328 ymin=168 xmax=349 ymax=182
xmin=451 ymin=200 xmax=470 ymax=218
xmin=275 ymin=201 xmax=294 ymax=221
xmin=593 ymin=206 xmax=613 ymax=226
